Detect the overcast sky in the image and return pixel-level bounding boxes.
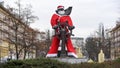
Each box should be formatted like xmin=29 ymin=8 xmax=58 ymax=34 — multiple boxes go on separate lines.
xmin=3 ymin=0 xmax=120 ymax=39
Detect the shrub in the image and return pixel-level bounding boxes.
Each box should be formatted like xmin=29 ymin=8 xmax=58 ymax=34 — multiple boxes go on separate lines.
xmin=1 ymin=57 xmax=120 ymax=68
xmin=0 ymin=63 xmax=5 ymax=68
xmin=3 ymin=60 xmax=24 ymax=68
xmin=2 ymin=57 xmax=70 ymax=68
xmin=115 ymin=58 xmax=120 ymax=62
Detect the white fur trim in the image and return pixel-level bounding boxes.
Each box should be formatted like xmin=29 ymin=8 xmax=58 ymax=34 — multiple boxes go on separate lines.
xmin=58 ymin=6 xmax=64 ymax=9
xmin=46 ymin=53 xmax=57 ymax=57
xmin=55 ymin=13 xmax=68 ymax=17
xmin=68 ymin=52 xmax=78 ymax=58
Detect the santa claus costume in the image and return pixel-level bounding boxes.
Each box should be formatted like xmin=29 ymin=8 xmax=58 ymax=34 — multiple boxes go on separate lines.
xmin=46 ymin=5 xmax=78 ymax=58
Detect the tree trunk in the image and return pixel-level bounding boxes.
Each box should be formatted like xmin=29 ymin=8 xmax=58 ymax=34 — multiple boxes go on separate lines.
xmin=23 ymin=48 xmax=27 ymax=59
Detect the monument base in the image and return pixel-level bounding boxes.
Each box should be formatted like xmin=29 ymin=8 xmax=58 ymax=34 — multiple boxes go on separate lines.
xmin=50 ymin=57 xmax=88 ymax=64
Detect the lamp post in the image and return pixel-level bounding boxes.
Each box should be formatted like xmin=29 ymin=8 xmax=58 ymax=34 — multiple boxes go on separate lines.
xmin=0 ymin=31 xmax=2 ymax=62
xmin=0 ymin=42 xmax=1 ymax=62
xmin=0 ymin=32 xmax=3 ymax=62
xmin=0 ymin=23 xmax=2 ymax=62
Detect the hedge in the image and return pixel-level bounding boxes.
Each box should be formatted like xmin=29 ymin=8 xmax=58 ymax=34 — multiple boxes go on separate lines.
xmin=0 ymin=57 xmax=120 ymax=68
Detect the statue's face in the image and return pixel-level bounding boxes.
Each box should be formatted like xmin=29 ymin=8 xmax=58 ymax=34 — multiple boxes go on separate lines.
xmin=58 ymin=9 xmax=65 ymax=15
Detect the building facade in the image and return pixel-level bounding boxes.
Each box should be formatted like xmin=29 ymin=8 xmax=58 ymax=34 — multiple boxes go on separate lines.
xmin=0 ymin=4 xmax=40 ymax=61
xmin=110 ymin=22 xmax=120 ymax=60
xmin=71 ymin=37 xmax=84 ymax=48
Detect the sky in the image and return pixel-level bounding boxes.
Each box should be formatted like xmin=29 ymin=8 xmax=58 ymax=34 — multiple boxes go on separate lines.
xmin=3 ymin=0 xmax=120 ymax=39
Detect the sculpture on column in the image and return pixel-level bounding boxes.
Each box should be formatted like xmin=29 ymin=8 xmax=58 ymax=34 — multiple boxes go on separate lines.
xmin=46 ymin=5 xmax=77 ymax=58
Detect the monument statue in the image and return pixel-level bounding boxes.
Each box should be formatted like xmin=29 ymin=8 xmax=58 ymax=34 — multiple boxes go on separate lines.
xmin=98 ymin=49 xmax=105 ymax=63
xmin=88 ymin=59 xmax=94 ymax=63
xmin=46 ymin=5 xmax=77 ymax=58
xmin=76 ymin=47 xmax=83 ymax=58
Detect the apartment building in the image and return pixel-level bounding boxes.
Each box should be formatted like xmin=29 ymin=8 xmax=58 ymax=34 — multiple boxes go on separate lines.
xmin=0 ymin=4 xmax=40 ymax=60
xmin=110 ymin=22 xmax=120 ymax=60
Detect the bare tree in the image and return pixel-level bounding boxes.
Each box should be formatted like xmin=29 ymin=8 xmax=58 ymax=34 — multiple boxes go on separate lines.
xmin=85 ymin=37 xmax=100 ymax=61
xmin=21 ymin=5 xmax=38 ymax=59
xmin=34 ymin=30 xmax=52 ymax=57
xmin=5 ymin=0 xmax=38 ymax=60
xmin=45 ymin=30 xmax=51 ymax=53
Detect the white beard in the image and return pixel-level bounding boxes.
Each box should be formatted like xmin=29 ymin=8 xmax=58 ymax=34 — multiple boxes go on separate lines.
xmin=58 ymin=11 xmax=65 ymax=15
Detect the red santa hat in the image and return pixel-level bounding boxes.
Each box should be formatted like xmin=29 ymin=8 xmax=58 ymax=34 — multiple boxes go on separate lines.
xmin=57 ymin=5 xmax=64 ymax=10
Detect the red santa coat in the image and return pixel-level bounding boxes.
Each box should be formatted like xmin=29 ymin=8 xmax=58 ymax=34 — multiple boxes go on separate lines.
xmin=46 ymin=14 xmax=78 ymax=58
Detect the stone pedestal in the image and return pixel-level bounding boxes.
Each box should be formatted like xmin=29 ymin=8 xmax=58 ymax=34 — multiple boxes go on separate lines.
xmin=76 ymin=47 xmax=83 ymax=58
xmin=98 ymin=49 xmax=105 ymax=63
xmin=51 ymin=57 xmax=88 ymax=64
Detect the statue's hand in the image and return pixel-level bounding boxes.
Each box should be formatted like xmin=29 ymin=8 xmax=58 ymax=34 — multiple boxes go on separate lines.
xmin=69 ymin=26 xmax=75 ymax=30
xmin=52 ymin=25 xmax=58 ymax=29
